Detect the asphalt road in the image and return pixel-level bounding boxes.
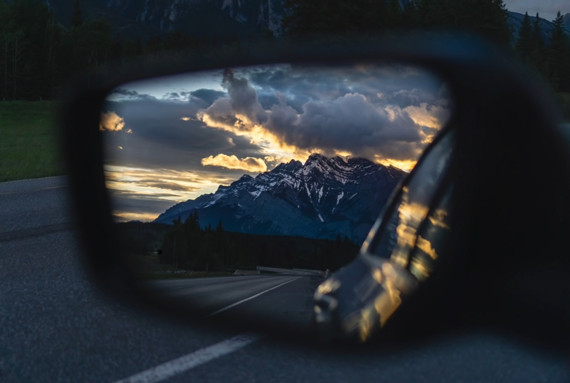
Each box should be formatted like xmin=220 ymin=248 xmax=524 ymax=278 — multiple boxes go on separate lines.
xmin=2 ymin=176 xmax=570 ymax=383
xmin=146 ymin=275 xmax=321 ymax=331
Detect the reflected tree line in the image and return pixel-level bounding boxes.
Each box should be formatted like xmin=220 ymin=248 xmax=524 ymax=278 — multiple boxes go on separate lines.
xmin=117 ymin=212 xmax=360 ymax=273
xmin=1 ymin=0 xmax=569 ymax=101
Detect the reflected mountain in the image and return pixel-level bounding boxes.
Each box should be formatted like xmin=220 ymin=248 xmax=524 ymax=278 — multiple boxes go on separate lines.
xmin=155 ymin=154 xmax=406 ymax=244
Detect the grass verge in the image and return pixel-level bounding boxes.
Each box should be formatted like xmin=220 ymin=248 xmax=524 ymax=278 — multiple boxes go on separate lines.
xmin=0 ymin=101 xmax=64 ymax=182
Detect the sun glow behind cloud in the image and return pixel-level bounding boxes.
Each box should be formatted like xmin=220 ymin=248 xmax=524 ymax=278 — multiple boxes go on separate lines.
xmin=102 ymin=63 xmax=452 ymax=221
xmin=201 ymin=154 xmax=267 ymax=172
xmin=104 ymin=165 xmax=236 ymax=221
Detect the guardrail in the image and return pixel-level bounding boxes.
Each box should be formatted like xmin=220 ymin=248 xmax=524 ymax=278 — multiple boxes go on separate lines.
xmin=256 ymin=266 xmax=328 ymax=277
xmin=233 ymin=269 xmax=261 ymax=275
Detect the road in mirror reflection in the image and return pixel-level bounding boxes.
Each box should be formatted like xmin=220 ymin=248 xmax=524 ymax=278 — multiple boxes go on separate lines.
xmin=101 ymin=62 xmax=452 ymax=333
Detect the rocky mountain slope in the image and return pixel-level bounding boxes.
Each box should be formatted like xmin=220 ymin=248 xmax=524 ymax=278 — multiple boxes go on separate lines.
xmin=155 ymin=154 xmax=406 ymax=244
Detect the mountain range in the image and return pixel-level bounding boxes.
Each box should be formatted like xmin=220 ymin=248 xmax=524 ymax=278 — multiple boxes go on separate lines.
xmin=154 ymin=154 xmax=406 ymax=244
xmin=44 ymin=0 xmax=570 ymax=41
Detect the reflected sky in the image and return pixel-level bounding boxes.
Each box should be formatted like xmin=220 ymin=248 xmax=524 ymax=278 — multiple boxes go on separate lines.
xmin=101 ymin=63 xmax=452 ymax=222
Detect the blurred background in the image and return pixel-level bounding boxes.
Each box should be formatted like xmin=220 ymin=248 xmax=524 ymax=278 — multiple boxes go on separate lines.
xmin=1 ymin=0 xmax=569 ymax=182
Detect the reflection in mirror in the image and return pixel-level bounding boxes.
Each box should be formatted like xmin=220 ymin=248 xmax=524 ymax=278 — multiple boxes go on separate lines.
xmin=314 ymin=130 xmax=455 ymax=342
xmin=101 ymin=63 xmax=452 ymax=333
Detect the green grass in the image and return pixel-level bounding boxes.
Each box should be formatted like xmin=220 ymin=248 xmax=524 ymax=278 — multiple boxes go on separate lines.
xmin=0 ymin=101 xmax=64 ymax=182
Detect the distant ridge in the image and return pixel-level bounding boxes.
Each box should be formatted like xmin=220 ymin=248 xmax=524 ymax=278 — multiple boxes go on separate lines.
xmin=155 ymin=154 xmax=406 ymax=244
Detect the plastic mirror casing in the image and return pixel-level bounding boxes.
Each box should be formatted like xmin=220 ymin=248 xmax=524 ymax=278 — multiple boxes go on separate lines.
xmin=60 ymin=33 xmax=570 ymax=349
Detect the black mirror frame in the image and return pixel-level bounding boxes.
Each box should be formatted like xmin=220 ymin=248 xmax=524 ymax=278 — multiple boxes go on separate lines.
xmin=59 ymin=32 xmax=570 ymax=347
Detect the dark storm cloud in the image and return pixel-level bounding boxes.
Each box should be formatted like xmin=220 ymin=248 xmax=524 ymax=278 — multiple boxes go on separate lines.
xmin=110 ymin=88 xmax=157 ymax=101
xmin=241 ymin=64 xmax=448 ymax=114
xmin=257 ymin=93 xmax=281 ymax=110
xmin=385 ymin=88 xmax=441 ymax=108
xmin=200 ymin=65 xmax=446 ymax=162
xmin=265 ymin=93 xmax=424 ymax=160
xmin=222 ymin=68 xmax=267 ymax=124
xmin=163 ymin=92 xmax=182 ymax=100
xmin=102 ymin=97 xmax=268 ymax=178
xmin=190 ymin=89 xmax=227 ymax=105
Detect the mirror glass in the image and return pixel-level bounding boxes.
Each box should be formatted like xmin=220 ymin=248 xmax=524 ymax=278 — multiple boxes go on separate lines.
xmin=100 ymin=62 xmax=453 ymax=333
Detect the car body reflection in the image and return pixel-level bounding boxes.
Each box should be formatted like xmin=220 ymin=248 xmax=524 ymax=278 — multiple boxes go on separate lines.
xmin=314 ymin=130 xmax=455 ymax=342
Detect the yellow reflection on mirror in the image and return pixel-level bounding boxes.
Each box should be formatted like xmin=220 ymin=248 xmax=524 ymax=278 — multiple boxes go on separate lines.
xmin=375 ymin=285 xmax=402 ymax=328
xmin=409 ymin=258 xmax=431 ymax=281
xmin=389 ymin=189 xmax=430 ymax=268
xmin=416 ymin=235 xmax=438 ymax=260
xmin=428 ymin=209 xmax=450 ymax=229
xmin=316 ymin=278 xmax=341 ymax=296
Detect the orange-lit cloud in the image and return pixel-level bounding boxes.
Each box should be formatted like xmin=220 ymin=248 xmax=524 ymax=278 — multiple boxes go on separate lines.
xmin=114 ymin=211 xmax=162 ymax=222
xmin=201 ymin=154 xmax=267 ymax=172
xmin=374 ymin=156 xmax=418 ymax=172
xmin=100 ymin=111 xmax=125 ymax=132
xmin=105 ymin=166 xmax=233 ymax=196
xmin=197 ymin=70 xmax=446 ymax=171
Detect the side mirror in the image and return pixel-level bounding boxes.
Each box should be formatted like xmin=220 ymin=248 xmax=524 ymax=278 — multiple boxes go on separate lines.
xmin=61 ymin=34 xmax=570 ymax=349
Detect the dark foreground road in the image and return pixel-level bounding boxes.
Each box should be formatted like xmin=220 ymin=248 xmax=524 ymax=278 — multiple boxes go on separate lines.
xmin=147 ymin=275 xmax=321 ymax=331
xmin=1 ymin=176 xmax=570 ymax=383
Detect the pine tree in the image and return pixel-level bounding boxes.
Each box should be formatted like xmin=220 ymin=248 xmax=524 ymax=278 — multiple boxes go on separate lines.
xmin=386 ymin=0 xmax=403 ymax=29
xmin=282 ymin=0 xmax=389 ymax=36
xmin=548 ymin=11 xmax=570 ymax=91
xmin=401 ymin=0 xmax=419 ymax=28
xmin=417 ymin=0 xmax=510 ymax=45
xmin=530 ymin=13 xmax=547 ymax=78
xmin=515 ymin=12 xmax=533 ymax=61
xmin=368 ymin=0 xmax=388 ymax=33
xmin=72 ymin=0 xmax=83 ymax=28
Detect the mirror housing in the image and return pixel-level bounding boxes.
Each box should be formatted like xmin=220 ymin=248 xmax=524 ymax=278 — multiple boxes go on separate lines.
xmin=61 ymin=33 xmax=570 ymax=349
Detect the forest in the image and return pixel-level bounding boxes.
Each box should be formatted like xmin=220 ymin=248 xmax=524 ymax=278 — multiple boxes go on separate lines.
xmin=116 ymin=212 xmax=360 ymax=273
xmin=1 ymin=0 xmax=570 ymax=101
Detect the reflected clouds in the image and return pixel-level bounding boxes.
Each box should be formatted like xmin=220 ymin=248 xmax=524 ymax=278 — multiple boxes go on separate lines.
xmin=201 ymin=154 xmax=267 ymax=172
xmin=102 ymin=63 xmax=452 ymax=221
xmin=100 ymin=111 xmax=125 ymax=132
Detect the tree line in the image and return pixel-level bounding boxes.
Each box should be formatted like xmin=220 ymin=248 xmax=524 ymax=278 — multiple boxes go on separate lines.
xmin=1 ymin=0 xmax=569 ymax=96
xmin=117 ymin=212 xmax=360 ymax=273
xmin=283 ymin=0 xmax=570 ymax=92
xmin=0 ymin=0 xmax=238 ymax=100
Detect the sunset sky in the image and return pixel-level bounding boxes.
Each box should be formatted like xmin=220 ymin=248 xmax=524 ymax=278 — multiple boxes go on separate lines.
xmin=101 ymin=63 xmax=451 ymax=222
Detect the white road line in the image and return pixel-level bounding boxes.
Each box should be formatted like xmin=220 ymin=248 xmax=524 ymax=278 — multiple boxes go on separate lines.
xmin=206 ymin=276 xmax=301 ymax=317
xmin=112 ymin=276 xmax=298 ymax=383
xmin=112 ymin=333 xmax=261 ymax=383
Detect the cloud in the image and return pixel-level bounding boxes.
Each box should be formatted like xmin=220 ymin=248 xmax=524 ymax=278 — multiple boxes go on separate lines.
xmin=265 ymin=92 xmax=428 ymax=162
xmin=144 ymin=181 xmax=198 ymax=192
xmin=201 ymin=154 xmax=267 ymax=172
xmin=190 ymin=89 xmax=227 ymax=105
xmin=110 ymin=88 xmax=157 ymax=101
xmin=198 ymin=68 xmax=450 ymax=165
xmin=198 ymin=69 xmax=267 ymax=134
xmin=103 ymin=65 xmax=451 ymax=219
xmin=100 ymin=111 xmax=125 ymax=132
